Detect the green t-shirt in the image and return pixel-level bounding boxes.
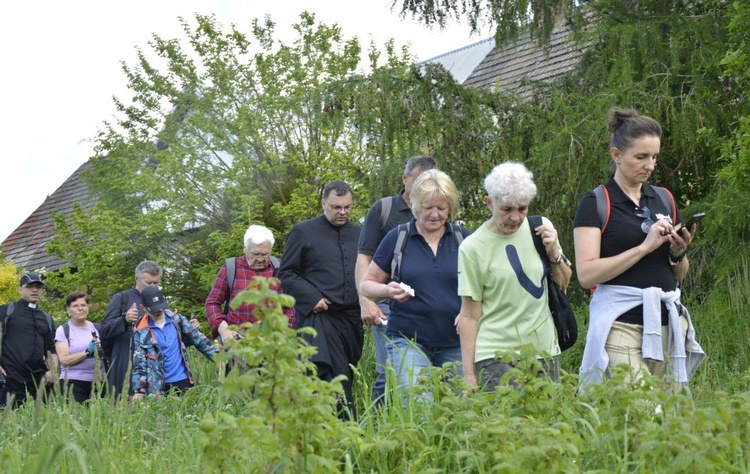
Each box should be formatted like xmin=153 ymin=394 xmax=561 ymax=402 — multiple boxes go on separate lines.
xmin=458 ymin=219 xmax=560 ymax=362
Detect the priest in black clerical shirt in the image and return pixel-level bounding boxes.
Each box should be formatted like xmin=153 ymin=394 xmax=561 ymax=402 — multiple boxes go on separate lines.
xmin=0 ymin=273 xmax=58 ymax=407
xmin=279 ymin=180 xmax=362 ymax=419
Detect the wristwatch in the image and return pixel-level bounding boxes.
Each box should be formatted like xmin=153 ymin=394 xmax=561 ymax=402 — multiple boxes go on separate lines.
xmin=549 ymin=252 xmax=571 ymax=266
xmin=669 ymin=249 xmax=688 ymax=266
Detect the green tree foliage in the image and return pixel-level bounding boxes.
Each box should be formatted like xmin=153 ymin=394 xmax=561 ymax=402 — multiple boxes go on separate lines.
xmin=704 ymin=0 xmax=750 ymax=285
xmin=0 ymin=257 xmax=20 ymax=305
xmin=45 ymin=2 xmax=748 ymax=314
xmin=46 ymin=12 xmax=526 ymax=315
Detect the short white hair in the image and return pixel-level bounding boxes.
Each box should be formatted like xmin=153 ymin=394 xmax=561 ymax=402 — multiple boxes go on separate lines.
xmin=244 ymin=225 xmax=275 ymax=249
xmin=484 ymin=162 xmax=537 ymax=207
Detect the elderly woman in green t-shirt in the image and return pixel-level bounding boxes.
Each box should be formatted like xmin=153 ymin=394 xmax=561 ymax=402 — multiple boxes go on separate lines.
xmin=457 ymin=162 xmax=572 ymax=392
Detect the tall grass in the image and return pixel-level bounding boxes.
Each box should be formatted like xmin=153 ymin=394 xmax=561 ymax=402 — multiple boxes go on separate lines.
xmin=0 ymin=271 xmax=749 ymax=473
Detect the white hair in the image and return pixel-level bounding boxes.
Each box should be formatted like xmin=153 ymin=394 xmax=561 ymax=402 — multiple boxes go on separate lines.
xmin=243 ymin=225 xmax=275 ymax=248
xmin=483 ymin=162 xmax=537 ymax=207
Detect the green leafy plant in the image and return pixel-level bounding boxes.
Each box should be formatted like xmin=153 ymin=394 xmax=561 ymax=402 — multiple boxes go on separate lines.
xmin=198 ymin=277 xmax=361 ymax=473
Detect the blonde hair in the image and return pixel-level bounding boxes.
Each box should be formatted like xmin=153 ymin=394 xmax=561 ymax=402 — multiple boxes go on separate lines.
xmin=410 ymin=169 xmax=460 ymax=220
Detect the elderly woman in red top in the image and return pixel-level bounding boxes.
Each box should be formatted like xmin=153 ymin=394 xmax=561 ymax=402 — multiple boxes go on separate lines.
xmin=204 ymin=224 xmax=294 ymax=343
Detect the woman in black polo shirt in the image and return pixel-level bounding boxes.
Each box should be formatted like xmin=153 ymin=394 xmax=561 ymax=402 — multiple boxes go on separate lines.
xmin=574 ymin=108 xmax=704 ymax=388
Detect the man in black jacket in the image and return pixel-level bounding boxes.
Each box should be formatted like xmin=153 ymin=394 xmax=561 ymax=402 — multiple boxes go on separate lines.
xmin=0 ymin=273 xmax=58 ymax=407
xmin=279 ymin=180 xmax=362 ymax=419
xmin=100 ymin=261 xmax=162 ymax=399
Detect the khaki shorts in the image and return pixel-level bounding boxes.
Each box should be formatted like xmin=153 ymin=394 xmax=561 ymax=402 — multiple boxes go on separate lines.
xmin=605 ymin=316 xmax=688 ymax=385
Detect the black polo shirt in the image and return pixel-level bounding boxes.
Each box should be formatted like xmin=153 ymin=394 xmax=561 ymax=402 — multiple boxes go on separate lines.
xmin=357 ymin=189 xmax=412 ymax=256
xmin=574 ymin=176 xmax=682 ymax=324
xmin=0 ymin=299 xmax=56 ymax=382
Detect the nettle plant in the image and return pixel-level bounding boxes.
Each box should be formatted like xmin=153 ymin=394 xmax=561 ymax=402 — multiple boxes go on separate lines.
xmin=198 ymin=277 xmax=360 ymax=474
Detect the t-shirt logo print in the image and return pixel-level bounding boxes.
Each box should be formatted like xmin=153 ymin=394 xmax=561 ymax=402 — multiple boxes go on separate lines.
xmin=506 ymin=245 xmax=545 ymax=299
xmin=654 ymin=212 xmax=673 ymax=225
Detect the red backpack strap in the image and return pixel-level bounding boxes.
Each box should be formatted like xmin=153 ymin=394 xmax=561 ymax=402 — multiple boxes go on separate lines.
xmin=653 ymin=186 xmax=677 ymax=223
xmin=592 ymin=184 xmax=610 ymax=234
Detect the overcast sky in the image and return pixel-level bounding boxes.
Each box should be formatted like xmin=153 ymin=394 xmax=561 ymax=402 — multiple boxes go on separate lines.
xmin=0 ymin=1 xmax=482 ymax=243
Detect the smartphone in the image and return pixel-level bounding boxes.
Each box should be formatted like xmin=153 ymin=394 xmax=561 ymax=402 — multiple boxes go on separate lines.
xmin=674 ymin=212 xmax=705 ymax=235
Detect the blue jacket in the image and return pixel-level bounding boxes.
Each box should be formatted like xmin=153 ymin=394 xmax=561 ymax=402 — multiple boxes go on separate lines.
xmin=131 ymin=310 xmax=216 ymax=396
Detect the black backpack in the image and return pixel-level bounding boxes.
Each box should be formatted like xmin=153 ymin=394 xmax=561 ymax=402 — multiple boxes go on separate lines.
xmin=527 ymin=215 xmax=578 ymax=351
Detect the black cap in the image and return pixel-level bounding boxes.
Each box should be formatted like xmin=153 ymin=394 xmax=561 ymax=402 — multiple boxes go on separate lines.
xmin=141 ymin=285 xmax=168 ymax=314
xmin=20 ymin=273 xmax=44 ymax=287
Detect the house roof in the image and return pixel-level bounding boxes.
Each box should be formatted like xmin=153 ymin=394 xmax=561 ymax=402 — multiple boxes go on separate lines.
xmin=421 ymin=37 xmax=496 ymax=84
xmin=1 ymin=161 xmax=95 ymax=273
xmin=463 ymin=19 xmax=588 ymax=97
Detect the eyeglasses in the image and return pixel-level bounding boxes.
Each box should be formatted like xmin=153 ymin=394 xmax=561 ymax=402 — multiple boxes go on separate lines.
xmin=635 ymin=206 xmax=653 ymax=233
xmin=325 ymin=202 xmax=352 ymax=213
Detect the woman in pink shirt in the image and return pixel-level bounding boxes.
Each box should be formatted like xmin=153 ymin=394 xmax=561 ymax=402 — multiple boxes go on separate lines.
xmin=55 ymin=291 xmax=105 ymax=402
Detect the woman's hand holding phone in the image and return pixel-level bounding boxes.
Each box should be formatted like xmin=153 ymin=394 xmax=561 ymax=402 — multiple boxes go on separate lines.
xmin=673 ymin=212 xmax=705 ymax=235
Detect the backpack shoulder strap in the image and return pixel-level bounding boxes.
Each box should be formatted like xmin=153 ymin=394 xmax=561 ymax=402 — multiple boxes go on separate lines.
xmin=119 ymin=290 xmax=130 ymax=317
xmin=390 ymin=222 xmax=410 ymax=282
xmin=527 ymin=215 xmax=550 ymax=275
xmin=652 ymin=186 xmax=677 ymax=220
xmin=63 ymin=322 xmax=71 ymax=344
xmin=43 ymin=311 xmax=54 ymax=335
xmin=2 ymin=302 xmax=13 ymax=336
xmin=451 ymin=223 xmax=464 ymax=247
xmin=2 ymin=303 xmax=53 ymax=334
xmin=379 ymin=196 xmax=394 ymax=230
xmin=0 ymin=303 xmax=10 ymax=351
xmin=270 ymin=256 xmax=281 ymax=277
xmin=593 ymin=185 xmax=610 ymax=234
xmin=223 ymin=257 xmax=237 ymax=315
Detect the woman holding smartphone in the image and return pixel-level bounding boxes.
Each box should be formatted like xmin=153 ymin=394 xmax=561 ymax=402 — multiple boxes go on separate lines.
xmin=574 ymin=108 xmax=704 ymax=389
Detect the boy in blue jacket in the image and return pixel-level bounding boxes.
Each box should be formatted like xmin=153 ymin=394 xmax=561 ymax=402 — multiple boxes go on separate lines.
xmin=131 ymin=286 xmax=215 ymax=399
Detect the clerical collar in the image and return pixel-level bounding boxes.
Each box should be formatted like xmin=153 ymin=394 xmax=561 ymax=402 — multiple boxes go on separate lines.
xmin=28 ymin=303 xmax=38 ymax=309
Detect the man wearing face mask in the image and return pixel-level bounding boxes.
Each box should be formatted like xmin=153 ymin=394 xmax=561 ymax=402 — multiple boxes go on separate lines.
xmin=0 ymin=273 xmax=58 ymax=407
